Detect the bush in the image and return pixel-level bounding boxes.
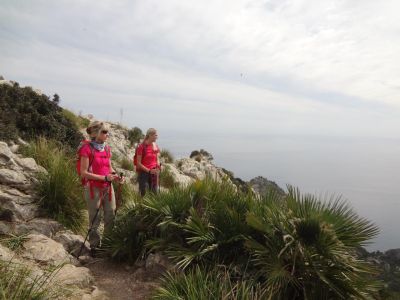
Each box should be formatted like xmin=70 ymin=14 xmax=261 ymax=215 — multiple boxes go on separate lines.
xmin=160 ymin=149 xmax=174 ymax=163
xmin=25 ymin=137 xmax=86 ymax=232
xmin=159 ymin=166 xmax=177 ymax=189
xmin=128 ymin=127 xmax=144 ymax=146
xmin=62 ymin=109 xmax=90 ymax=129
xmin=0 ymin=259 xmax=65 ymax=299
xmin=0 ymin=234 xmax=28 ymax=253
xmin=245 ymin=186 xmax=381 ymax=298
xmin=102 ymin=194 xmax=157 ymax=263
xmin=119 ymin=157 xmax=134 ymax=171
xmin=190 ymin=149 xmax=213 ymax=161
xmin=0 ymin=83 xmax=83 ymax=149
xmin=153 ymin=266 xmax=264 ymax=300
xmin=103 ymin=178 xmax=381 ymax=298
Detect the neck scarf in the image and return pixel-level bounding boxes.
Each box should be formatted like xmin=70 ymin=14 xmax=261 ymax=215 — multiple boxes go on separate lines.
xmin=90 ymin=140 xmax=106 ymax=151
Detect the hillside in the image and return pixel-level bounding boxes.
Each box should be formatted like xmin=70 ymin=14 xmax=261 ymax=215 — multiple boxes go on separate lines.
xmin=0 ymin=79 xmax=399 ymax=299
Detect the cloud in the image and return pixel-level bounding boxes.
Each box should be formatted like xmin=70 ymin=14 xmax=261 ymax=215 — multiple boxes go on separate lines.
xmin=0 ymin=0 xmax=399 ymax=138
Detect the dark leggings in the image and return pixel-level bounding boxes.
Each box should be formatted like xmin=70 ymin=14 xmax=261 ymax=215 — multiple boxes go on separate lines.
xmin=138 ymin=172 xmax=158 ymax=197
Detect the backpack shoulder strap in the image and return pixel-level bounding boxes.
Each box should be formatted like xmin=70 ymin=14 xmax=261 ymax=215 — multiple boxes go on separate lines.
xmin=88 ymin=143 xmax=95 ymax=171
xmin=141 ymin=142 xmax=147 ymax=158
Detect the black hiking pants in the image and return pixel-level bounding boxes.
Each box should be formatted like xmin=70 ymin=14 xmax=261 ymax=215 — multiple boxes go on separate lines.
xmin=138 ymin=172 xmax=158 ymax=197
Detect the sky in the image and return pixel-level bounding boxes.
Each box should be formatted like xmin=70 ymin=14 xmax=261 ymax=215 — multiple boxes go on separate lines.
xmin=1 ymin=1 xmax=400 ymax=249
xmin=1 ymin=0 xmax=399 ymax=138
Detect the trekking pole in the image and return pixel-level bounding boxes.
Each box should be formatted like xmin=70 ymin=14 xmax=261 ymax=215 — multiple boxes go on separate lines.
xmin=77 ymin=191 xmax=106 ymax=258
xmin=114 ymin=172 xmax=124 ymax=219
xmin=158 ymin=163 xmax=162 ymax=193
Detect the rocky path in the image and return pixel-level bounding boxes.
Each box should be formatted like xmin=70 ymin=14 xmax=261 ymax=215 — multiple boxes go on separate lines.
xmin=85 ymin=258 xmax=161 ymax=300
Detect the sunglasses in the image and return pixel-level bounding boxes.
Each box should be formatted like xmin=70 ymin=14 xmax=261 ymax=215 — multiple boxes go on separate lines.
xmin=101 ymin=130 xmax=109 ymax=134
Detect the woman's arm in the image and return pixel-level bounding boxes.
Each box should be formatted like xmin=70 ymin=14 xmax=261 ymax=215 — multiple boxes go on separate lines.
xmin=137 ymin=154 xmax=150 ymax=173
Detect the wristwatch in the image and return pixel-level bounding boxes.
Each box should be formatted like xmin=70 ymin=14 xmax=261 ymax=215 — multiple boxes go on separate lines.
xmin=104 ymin=175 xmax=109 ymax=182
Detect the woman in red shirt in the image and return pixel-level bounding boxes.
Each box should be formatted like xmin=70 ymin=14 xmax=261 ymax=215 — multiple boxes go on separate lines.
xmin=79 ymin=121 xmax=122 ymax=255
xmin=136 ymin=128 xmax=161 ymax=196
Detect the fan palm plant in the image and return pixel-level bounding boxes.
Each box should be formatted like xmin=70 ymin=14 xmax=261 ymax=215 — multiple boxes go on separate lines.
xmin=145 ymin=178 xmax=254 ymax=270
xmin=245 ymin=186 xmax=381 ymax=299
xmin=152 ymin=265 xmax=265 ymax=300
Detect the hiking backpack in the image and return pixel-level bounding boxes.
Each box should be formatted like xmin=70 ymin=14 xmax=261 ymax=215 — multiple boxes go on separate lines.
xmin=133 ymin=142 xmax=147 ymax=173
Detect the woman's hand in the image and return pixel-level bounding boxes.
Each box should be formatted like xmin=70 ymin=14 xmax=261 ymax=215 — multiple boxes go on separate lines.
xmin=149 ymin=169 xmax=159 ymax=175
xmin=106 ymin=173 xmax=119 ymax=182
xmin=118 ymin=176 xmax=126 ymax=184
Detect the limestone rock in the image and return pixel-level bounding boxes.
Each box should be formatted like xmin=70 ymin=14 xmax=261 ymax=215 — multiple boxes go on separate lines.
xmin=54 ymin=230 xmax=90 ymax=257
xmin=0 ymin=79 xmax=12 ymax=86
xmin=384 ymin=249 xmax=400 ymax=264
xmin=80 ymin=286 xmax=109 ymax=300
xmin=176 ymin=158 xmax=233 ymax=186
xmin=53 ymin=264 xmax=94 ymax=288
xmin=0 ymin=169 xmax=28 ymax=185
xmin=0 ymin=188 xmax=35 ymax=205
xmin=15 ymin=218 xmax=64 ymax=237
xmin=145 ymin=252 xmax=174 ymax=272
xmin=164 ymin=163 xmax=193 ymax=186
xmin=0 ymin=221 xmax=12 ymax=234
xmin=0 ymin=244 xmax=14 ymax=261
xmin=248 ymin=176 xmax=285 ymax=196
xmin=0 ymin=143 xmax=19 ymax=169
xmin=21 ymin=234 xmax=73 ymax=265
xmin=0 ymin=142 xmax=14 ymax=161
xmin=8 ymin=143 xmax=19 ymax=154
xmin=0 ymin=200 xmax=40 ymax=221
xmin=17 ymin=138 xmax=29 ymax=146
xmin=14 ymin=157 xmax=40 ymax=172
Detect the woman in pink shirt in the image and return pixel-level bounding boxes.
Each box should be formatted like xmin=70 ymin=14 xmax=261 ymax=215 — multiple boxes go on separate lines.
xmin=136 ymin=128 xmax=161 ymax=196
xmin=79 ymin=121 xmax=123 ymax=255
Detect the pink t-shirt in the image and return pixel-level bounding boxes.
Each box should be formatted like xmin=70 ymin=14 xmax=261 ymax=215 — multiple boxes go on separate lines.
xmin=79 ymin=144 xmax=112 ymax=187
xmin=137 ymin=143 xmax=159 ymax=170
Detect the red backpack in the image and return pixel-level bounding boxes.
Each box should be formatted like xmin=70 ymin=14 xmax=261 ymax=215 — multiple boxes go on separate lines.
xmin=76 ymin=140 xmax=110 ymax=184
xmin=133 ymin=143 xmax=148 ymax=173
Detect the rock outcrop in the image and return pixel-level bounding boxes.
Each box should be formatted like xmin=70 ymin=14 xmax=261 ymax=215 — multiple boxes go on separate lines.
xmin=249 ymin=176 xmax=286 ymax=196
xmin=0 ymin=141 xmax=99 ymax=299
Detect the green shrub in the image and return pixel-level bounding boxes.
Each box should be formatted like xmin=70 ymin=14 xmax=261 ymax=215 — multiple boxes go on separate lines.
xmin=26 ymin=137 xmax=86 ymax=232
xmin=127 ymin=127 xmax=143 ymax=146
xmin=120 ymin=157 xmax=134 ymax=171
xmin=245 ymin=186 xmax=381 ymax=299
xmin=111 ymin=152 xmax=121 ymax=165
xmin=143 ymin=179 xmax=254 ymax=270
xmin=102 ymin=194 xmax=157 ymax=263
xmin=190 ymin=149 xmax=213 ymax=161
xmin=153 ymin=266 xmax=265 ymax=300
xmin=159 ymin=166 xmax=177 ymax=189
xmin=0 ymin=259 xmax=65 ymax=299
xmin=0 ymin=234 xmax=28 ymax=253
xmin=62 ymin=109 xmax=90 ymax=129
xmin=160 ymin=149 xmax=174 ymax=163
xmin=104 ymin=179 xmax=381 ymax=298
xmin=0 ymin=83 xmax=83 ymax=148
xmin=20 ymin=137 xmax=60 ymax=169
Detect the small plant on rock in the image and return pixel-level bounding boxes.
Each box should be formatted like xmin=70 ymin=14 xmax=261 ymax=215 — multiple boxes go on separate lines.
xmin=0 ymin=234 xmax=28 ymax=253
xmin=160 ymin=149 xmax=174 ymax=164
